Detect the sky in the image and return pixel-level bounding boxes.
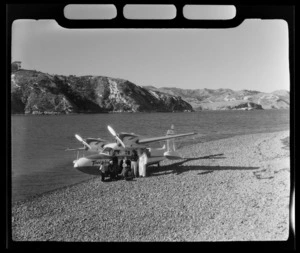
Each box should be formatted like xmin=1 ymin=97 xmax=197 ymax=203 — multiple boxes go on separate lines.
xmin=12 ymin=19 xmax=289 ymax=92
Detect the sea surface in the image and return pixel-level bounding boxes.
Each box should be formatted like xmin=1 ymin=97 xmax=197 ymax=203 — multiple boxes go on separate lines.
xmin=11 ymin=110 xmax=289 ymax=202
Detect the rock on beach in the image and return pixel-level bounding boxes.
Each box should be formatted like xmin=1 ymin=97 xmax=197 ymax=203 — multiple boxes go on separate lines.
xmin=11 ymin=131 xmax=290 ymax=241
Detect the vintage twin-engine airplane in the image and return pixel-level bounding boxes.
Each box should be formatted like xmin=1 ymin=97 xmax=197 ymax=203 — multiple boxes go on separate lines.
xmin=67 ymin=125 xmax=197 ymax=174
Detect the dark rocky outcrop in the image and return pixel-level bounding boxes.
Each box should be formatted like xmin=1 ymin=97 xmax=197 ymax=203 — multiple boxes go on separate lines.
xmin=11 ymin=68 xmax=193 ymax=114
xmin=11 ymin=61 xmax=22 ymax=73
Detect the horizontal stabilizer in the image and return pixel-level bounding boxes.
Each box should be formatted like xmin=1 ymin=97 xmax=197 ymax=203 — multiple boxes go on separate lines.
xmin=164 ymin=150 xmax=182 ymax=160
xmin=138 ymin=132 xmax=197 ymax=145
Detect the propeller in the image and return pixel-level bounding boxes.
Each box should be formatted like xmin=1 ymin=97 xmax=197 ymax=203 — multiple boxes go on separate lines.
xmin=107 ymin=125 xmax=126 ymax=148
xmin=75 ymin=134 xmax=92 ymax=150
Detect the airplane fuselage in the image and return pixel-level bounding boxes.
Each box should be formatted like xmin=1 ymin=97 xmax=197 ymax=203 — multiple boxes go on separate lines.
xmin=73 ymin=146 xmax=168 ymax=175
xmin=70 ymin=126 xmax=195 ymax=175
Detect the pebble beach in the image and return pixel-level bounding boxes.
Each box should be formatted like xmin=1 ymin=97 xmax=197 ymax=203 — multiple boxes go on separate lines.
xmin=11 ymin=130 xmax=291 ymax=242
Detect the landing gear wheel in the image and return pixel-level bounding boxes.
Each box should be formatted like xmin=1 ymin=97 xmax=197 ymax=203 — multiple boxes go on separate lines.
xmin=100 ymin=172 xmax=105 ymax=182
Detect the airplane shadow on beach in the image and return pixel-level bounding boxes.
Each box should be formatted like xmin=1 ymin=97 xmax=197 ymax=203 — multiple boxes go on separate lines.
xmin=76 ymin=154 xmax=259 ymax=178
xmin=75 ymin=154 xmax=226 ymax=176
xmin=147 ymin=153 xmax=260 ymax=177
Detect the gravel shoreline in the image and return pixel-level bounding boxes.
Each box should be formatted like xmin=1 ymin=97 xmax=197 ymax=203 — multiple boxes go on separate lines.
xmin=11 ymin=130 xmax=290 ymax=241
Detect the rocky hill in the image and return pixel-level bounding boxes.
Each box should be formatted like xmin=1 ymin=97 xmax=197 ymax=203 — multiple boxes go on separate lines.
xmin=11 ymin=69 xmax=193 ymax=115
xmin=145 ymin=87 xmax=290 ymax=111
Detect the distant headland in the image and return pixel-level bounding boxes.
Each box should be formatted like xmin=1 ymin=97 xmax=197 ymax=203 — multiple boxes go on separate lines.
xmin=11 ymin=62 xmax=289 ymax=115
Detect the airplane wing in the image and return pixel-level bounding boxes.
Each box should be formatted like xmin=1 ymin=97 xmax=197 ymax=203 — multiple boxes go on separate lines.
xmin=65 ymin=147 xmax=86 ymax=151
xmin=138 ymin=132 xmax=197 ymax=145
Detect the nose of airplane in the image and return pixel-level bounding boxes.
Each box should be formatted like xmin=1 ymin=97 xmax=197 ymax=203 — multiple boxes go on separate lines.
xmin=73 ymin=160 xmax=78 ymax=168
xmin=73 ymin=157 xmax=89 ymax=168
xmin=73 ymin=157 xmax=93 ymax=168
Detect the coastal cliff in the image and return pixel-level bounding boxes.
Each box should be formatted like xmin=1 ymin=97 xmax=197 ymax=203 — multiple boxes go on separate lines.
xmin=11 ymin=63 xmax=289 ymax=114
xmin=145 ymin=87 xmax=290 ymax=111
xmin=11 ymin=68 xmax=193 ymax=114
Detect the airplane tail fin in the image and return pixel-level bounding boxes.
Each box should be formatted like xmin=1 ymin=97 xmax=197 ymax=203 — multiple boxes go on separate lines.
xmin=166 ymin=125 xmax=176 ymax=152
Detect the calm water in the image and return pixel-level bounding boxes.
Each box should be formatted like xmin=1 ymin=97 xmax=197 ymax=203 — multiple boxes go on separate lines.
xmin=11 ymin=110 xmax=289 ymax=202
